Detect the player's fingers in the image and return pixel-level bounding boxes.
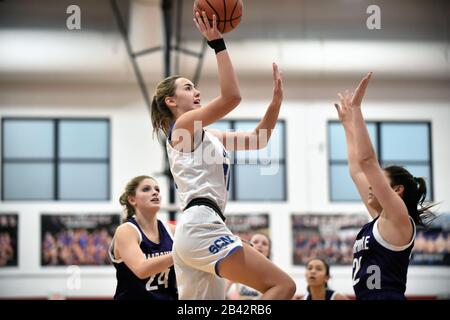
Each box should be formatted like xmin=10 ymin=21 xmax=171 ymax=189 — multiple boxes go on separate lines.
xmin=353 ymin=72 xmax=372 ymax=105
xmin=195 ymin=11 xmax=206 ymax=31
xmin=272 ymin=63 xmax=280 ymax=81
xmin=193 ymin=15 xmax=202 ymax=32
xmin=212 ymin=14 xmax=217 ymax=30
xmin=334 ymin=103 xmax=342 ymax=116
xmin=202 ymin=11 xmax=211 ymax=30
xmin=338 ymin=93 xmax=345 ymax=106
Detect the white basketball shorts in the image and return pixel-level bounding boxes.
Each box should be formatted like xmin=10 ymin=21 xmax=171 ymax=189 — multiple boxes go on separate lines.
xmin=172 ymin=205 xmax=243 ymax=300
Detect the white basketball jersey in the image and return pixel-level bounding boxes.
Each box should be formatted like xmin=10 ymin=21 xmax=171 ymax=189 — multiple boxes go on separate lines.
xmin=166 ymin=129 xmax=231 ymax=213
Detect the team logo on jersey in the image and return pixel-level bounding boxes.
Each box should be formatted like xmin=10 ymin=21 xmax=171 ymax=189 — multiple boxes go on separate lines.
xmin=209 ymin=235 xmax=235 ymax=254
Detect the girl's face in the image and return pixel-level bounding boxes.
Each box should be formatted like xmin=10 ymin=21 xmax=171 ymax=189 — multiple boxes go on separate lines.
xmin=367 ymin=170 xmax=404 ymax=212
xmin=128 ymin=178 xmax=161 ymax=213
xmin=250 ymin=234 xmax=270 ymax=258
xmin=169 ymin=78 xmax=201 ymax=114
xmin=367 ymin=185 xmax=382 ymax=211
xmin=305 ymin=259 xmax=329 ymax=288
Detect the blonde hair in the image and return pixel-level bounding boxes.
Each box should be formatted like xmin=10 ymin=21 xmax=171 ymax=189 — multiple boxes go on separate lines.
xmin=151 ymin=75 xmax=181 ymax=136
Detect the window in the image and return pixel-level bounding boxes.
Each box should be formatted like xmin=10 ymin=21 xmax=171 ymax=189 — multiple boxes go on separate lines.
xmin=328 ymin=121 xmax=433 ymax=201
xmin=2 ymin=118 xmax=110 ymax=201
xmin=208 ymin=120 xmax=286 ymax=201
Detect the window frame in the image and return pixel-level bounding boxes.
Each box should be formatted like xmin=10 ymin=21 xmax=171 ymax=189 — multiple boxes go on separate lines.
xmin=210 ymin=119 xmax=288 ymax=202
xmin=327 ymin=120 xmax=433 ymax=202
xmin=1 ymin=117 xmax=111 ymax=201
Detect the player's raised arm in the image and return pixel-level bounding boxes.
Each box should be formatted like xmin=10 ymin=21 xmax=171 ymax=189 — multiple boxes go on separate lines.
xmin=208 ymin=63 xmax=283 ymax=151
xmin=174 ymin=11 xmax=241 ymax=144
xmin=114 ymin=224 xmax=173 ymax=279
xmin=334 ymin=84 xmax=378 ymax=218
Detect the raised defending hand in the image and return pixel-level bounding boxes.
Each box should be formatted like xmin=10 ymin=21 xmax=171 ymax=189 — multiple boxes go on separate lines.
xmin=351 ymin=72 xmax=372 ymax=107
xmin=272 ymin=62 xmax=283 ymax=105
xmin=193 ymin=11 xmax=222 ymax=41
xmin=334 ymin=90 xmax=353 ymax=124
xmin=334 ymin=72 xmax=372 ymax=124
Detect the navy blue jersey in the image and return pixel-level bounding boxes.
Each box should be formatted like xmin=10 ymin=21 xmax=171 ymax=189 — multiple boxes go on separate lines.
xmin=352 ymin=216 xmax=416 ymax=300
xmin=304 ymin=289 xmax=336 ymax=300
xmin=110 ymin=217 xmax=178 ymax=300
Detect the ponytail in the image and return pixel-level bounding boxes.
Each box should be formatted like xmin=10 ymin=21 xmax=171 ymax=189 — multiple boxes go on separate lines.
xmin=150 ymin=75 xmax=181 ymax=137
xmin=414 ymin=176 xmax=436 ymax=227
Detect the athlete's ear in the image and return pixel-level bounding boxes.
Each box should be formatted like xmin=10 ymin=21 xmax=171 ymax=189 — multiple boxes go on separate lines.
xmin=165 ymin=96 xmax=176 ymax=108
xmin=393 ymin=185 xmax=405 ymax=197
xmin=127 ymin=195 xmax=137 ymax=207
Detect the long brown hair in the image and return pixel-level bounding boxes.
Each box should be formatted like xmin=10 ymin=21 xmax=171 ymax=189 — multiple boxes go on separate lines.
xmin=119 ymin=175 xmax=156 ymax=222
xmin=151 ymin=75 xmax=181 ymax=136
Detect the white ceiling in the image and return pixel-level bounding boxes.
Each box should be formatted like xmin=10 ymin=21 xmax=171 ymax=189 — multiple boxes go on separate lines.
xmin=0 ymin=0 xmax=449 ymax=84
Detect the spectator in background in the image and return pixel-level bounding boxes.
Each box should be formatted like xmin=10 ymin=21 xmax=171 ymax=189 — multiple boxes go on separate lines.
xmin=298 ymin=258 xmax=348 ymax=300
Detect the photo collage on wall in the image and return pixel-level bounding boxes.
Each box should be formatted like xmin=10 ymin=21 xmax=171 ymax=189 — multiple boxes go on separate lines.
xmin=411 ymin=213 xmax=450 ymax=266
xmin=41 ymin=214 xmax=120 ymax=266
xmin=292 ymin=213 xmax=369 ymax=265
xmin=226 ymin=214 xmax=270 ymax=243
xmin=0 ymin=214 xmax=18 ymax=267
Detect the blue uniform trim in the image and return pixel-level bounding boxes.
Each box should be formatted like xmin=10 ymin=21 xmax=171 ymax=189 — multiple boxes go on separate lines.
xmin=214 ymin=245 xmax=243 ymax=278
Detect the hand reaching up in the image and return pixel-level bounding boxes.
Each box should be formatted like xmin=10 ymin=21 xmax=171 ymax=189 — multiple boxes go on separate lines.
xmin=193 ymin=11 xmax=222 ymax=41
xmin=334 ymin=72 xmax=372 ymax=125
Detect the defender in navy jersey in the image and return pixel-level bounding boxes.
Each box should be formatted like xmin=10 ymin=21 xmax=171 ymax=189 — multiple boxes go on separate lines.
xmin=149 ymin=12 xmax=296 ymax=299
xmin=352 ymin=216 xmax=415 ymax=299
xmin=334 ymin=73 xmax=435 ymax=300
xmin=109 ymin=176 xmax=177 ymax=300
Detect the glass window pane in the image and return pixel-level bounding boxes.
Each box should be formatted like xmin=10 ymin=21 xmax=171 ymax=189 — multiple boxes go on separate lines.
xmin=59 ymin=163 xmax=108 ymax=200
xmin=4 ymin=120 xmax=54 ymax=159
xmin=329 ymin=122 xmax=377 ymax=161
xmin=59 ymin=121 xmax=108 ymax=159
xmin=235 ymin=164 xmax=285 ymax=200
xmin=4 ymin=163 xmax=54 ymax=200
xmin=234 ymin=121 xmax=284 ymax=161
xmin=381 ymin=123 xmax=429 ymax=161
xmin=330 ymin=164 xmax=360 ymax=201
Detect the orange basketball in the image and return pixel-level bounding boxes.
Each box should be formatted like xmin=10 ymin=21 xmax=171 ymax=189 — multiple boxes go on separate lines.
xmin=193 ymin=0 xmax=243 ymax=34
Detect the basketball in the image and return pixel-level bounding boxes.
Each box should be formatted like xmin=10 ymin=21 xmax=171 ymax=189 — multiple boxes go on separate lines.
xmin=193 ymin=0 xmax=243 ymax=34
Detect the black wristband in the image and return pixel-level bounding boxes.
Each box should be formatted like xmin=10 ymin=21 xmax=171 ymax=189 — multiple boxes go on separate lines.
xmin=207 ymin=38 xmax=226 ymax=54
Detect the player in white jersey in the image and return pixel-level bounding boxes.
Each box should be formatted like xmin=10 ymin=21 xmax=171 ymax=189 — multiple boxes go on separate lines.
xmin=150 ymin=11 xmax=296 ymax=300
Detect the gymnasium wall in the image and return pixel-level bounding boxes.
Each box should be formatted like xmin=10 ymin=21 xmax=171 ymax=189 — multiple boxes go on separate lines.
xmin=0 ymin=76 xmax=449 ymax=298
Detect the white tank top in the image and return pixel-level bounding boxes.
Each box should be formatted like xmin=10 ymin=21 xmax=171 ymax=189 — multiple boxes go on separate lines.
xmin=166 ymin=129 xmax=231 ymax=213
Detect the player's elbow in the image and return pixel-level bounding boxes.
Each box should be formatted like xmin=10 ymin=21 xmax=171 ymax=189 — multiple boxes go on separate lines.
xmin=225 ymin=94 xmax=242 ymax=107
xmin=133 ymin=264 xmax=154 ymax=280
xmin=134 ymin=269 xmax=148 ymax=280
xmin=349 ymin=166 xmax=361 ymax=179
xmin=358 ymin=156 xmax=377 ymax=170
